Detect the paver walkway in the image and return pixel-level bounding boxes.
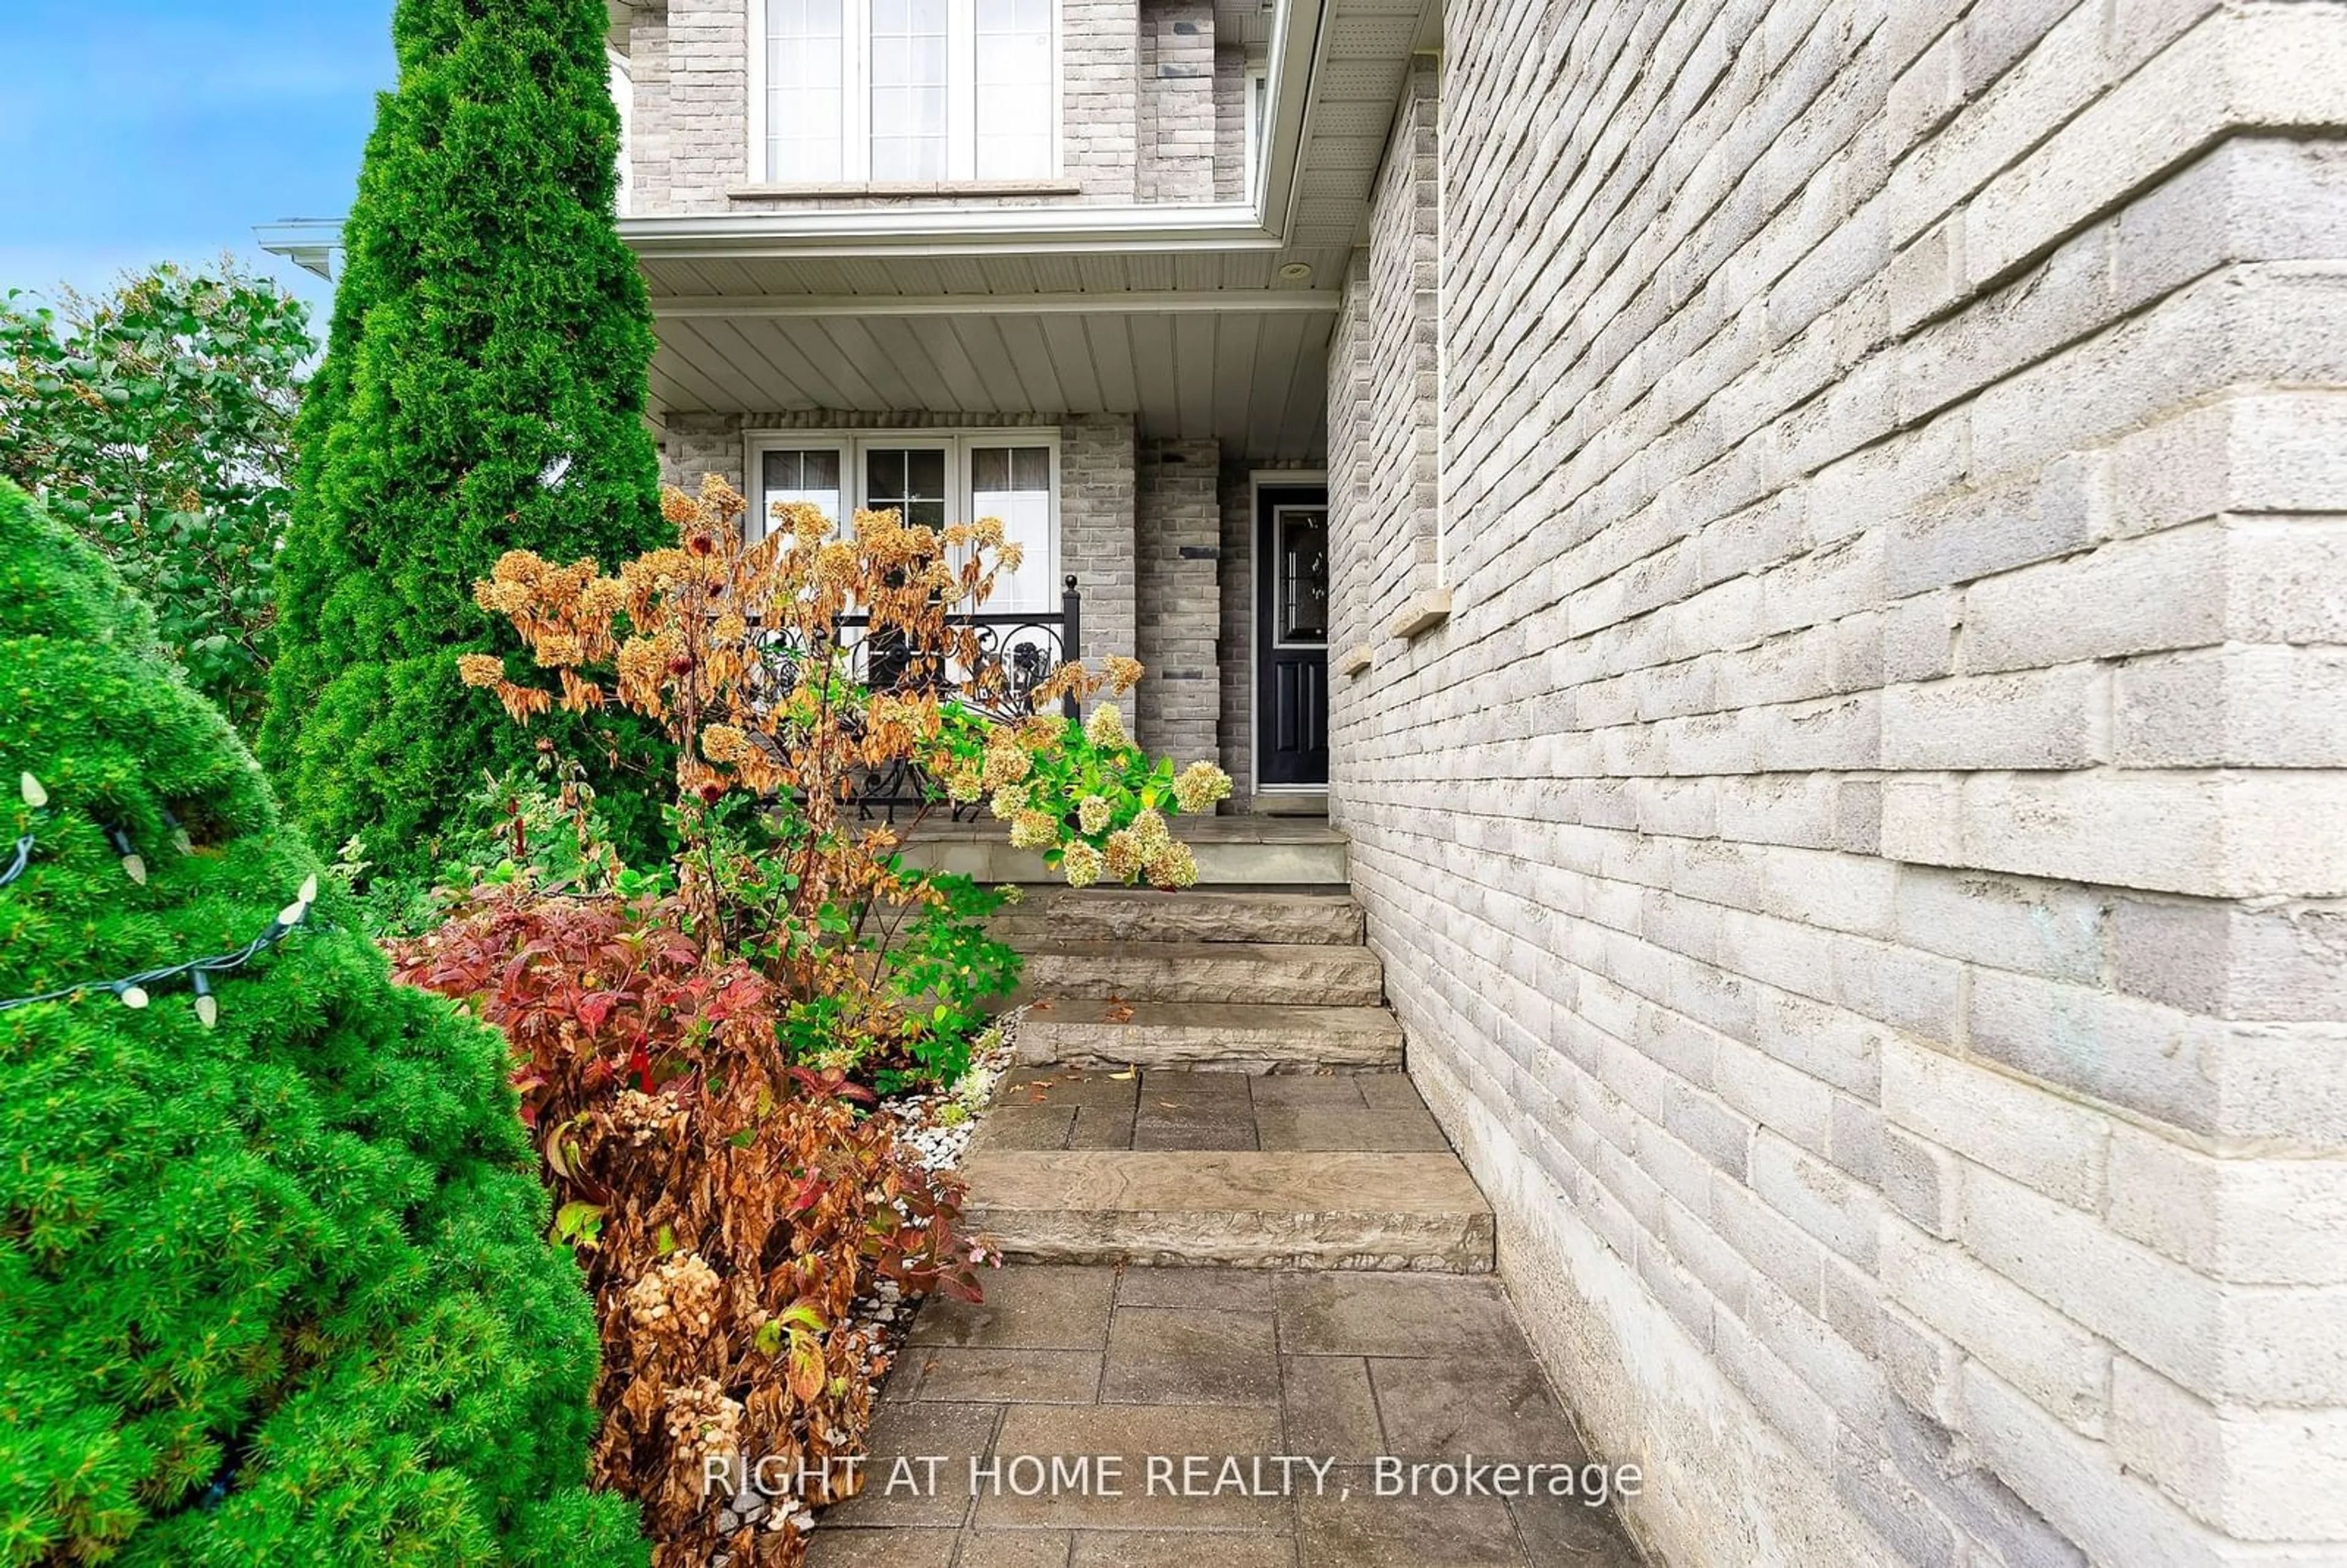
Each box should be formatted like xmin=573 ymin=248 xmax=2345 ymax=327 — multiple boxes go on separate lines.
xmin=808 ymin=874 xmax=1646 ymax=1564
xmin=807 ymin=1264 xmax=1647 ymax=1566
xmin=977 ymin=1065 xmax=1453 ymax=1152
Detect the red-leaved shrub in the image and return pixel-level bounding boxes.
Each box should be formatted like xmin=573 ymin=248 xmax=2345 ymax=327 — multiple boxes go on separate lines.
xmin=392 ymin=885 xmax=978 ymax=1565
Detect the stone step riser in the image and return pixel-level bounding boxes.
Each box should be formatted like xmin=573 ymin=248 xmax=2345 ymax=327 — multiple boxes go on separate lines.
xmin=1018 ymin=1011 xmax=1403 ymax=1074
xmin=1021 ymin=949 xmax=1385 ymax=1008
xmin=901 ymin=838 xmax=1350 ymax=887
xmin=991 ymin=892 xmax=1367 ymax=948
xmin=974 ymin=1227 xmax=1495 ymax=1274
xmin=964 ymin=1149 xmax=1496 ymax=1275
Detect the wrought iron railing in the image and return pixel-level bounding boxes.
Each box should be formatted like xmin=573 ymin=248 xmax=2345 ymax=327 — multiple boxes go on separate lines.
xmin=742 ymin=577 xmax=1082 ymax=822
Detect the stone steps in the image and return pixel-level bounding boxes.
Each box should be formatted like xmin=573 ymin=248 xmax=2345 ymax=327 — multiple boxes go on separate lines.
xmin=898 ymin=816 xmax=1349 ymax=886
xmin=964 ymin=846 xmax=1497 ymax=1278
xmin=1016 ymin=997 xmax=1404 ymax=1073
xmin=962 ymin=1148 xmax=1495 ymax=1272
xmin=1019 ymin=940 xmax=1386 ymax=1008
xmin=994 ymin=886 xmax=1365 ymax=947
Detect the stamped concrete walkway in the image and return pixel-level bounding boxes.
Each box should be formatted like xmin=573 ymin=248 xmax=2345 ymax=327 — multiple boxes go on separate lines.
xmin=807 ymin=1264 xmax=1647 ymax=1567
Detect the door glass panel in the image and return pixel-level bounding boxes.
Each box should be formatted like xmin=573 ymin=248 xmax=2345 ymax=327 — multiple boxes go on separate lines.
xmin=1276 ymin=507 xmax=1329 ymax=644
xmin=757 ymin=448 xmax=843 ymax=540
xmin=970 ymin=444 xmax=1052 ymax=611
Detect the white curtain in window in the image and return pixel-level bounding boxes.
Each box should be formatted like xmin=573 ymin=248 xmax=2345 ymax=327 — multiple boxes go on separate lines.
xmin=973 ymin=0 xmax=1052 ymax=180
xmin=767 ymin=0 xmax=846 ymax=181
xmin=971 ymin=445 xmax=1054 ymax=612
xmin=870 ymin=0 xmax=949 ymax=180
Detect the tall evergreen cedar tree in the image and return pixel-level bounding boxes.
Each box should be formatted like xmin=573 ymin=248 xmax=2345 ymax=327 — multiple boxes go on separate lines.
xmin=0 ymin=483 xmax=644 ymax=1564
xmin=260 ymin=0 xmax=670 ymax=879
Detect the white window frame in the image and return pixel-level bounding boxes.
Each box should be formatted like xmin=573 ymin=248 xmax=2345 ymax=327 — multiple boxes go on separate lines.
xmin=609 ymin=48 xmax=633 ymax=216
xmin=746 ymin=0 xmax=1063 ymax=185
xmin=744 ymin=428 xmax=1063 ymax=609
xmin=1244 ymin=60 xmax=1268 ymax=203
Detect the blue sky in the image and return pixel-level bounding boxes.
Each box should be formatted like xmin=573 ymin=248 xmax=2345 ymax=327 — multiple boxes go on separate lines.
xmin=0 ymin=0 xmax=395 ymax=321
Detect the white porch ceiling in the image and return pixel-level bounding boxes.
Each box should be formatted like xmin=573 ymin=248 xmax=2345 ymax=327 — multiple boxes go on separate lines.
xmin=651 ymin=299 xmax=1333 ymax=465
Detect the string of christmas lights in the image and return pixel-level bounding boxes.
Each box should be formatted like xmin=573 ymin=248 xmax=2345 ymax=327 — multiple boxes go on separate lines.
xmin=1 ymin=771 xmax=45 ymax=890
xmin=0 ymin=771 xmax=320 ymax=1027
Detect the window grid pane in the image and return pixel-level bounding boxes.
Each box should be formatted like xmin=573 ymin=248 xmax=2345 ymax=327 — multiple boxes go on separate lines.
xmin=973 ymin=0 xmax=1052 ymax=179
xmin=870 ymin=0 xmax=949 ymax=181
xmin=758 ymin=449 xmax=845 ymax=541
xmin=767 ymin=0 xmax=844 ymax=180
xmin=970 ymin=445 xmax=1052 ymax=610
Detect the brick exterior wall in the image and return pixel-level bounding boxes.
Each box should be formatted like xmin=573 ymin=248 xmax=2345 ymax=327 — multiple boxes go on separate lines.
xmin=618 ymin=0 xmax=1190 ymax=213
xmin=657 ymin=410 xmax=1137 ymax=691
xmin=1139 ymin=0 xmax=1216 ymax=204
xmin=1329 ymin=57 xmax=1441 ymax=688
xmin=1328 ymin=6 xmax=2347 ymax=1568
xmin=1213 ymin=46 xmax=1249 ymax=202
xmin=1134 ymin=439 xmax=1222 ymax=763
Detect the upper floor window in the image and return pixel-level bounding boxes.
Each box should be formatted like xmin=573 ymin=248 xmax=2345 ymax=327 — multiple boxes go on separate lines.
xmin=757 ymin=0 xmax=1057 ymax=185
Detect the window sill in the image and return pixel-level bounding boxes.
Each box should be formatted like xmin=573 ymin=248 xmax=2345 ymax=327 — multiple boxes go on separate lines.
xmin=729 ymin=181 xmax=1085 ymax=200
xmin=1339 ymin=643 xmax=1374 ymax=678
xmin=1387 ymin=588 xmax=1452 ymax=642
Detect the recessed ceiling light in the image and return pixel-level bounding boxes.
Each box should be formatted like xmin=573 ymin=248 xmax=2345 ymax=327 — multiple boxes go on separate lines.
xmin=1278 ymin=262 xmax=1314 ymax=281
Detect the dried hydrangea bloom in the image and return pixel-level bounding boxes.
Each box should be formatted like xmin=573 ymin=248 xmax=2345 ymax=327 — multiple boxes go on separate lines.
xmin=1009 ymin=809 xmax=1058 ymax=851
xmin=980 ymin=741 xmax=1032 ymax=789
xmin=1062 ymin=840 xmax=1105 ymax=888
xmin=532 ymin=632 xmax=584 ymax=669
xmin=457 ymin=653 xmax=506 ymax=689
xmin=1077 ymin=794 xmax=1111 ymax=835
xmin=1145 ymin=841 xmax=1199 ymax=890
xmin=988 ymin=783 xmax=1029 ymax=819
xmin=661 ymin=1377 xmax=744 ymax=1460
xmin=1129 ymin=808 xmax=1171 ymax=856
xmin=579 ymin=576 xmax=628 ymax=617
xmin=1103 ymin=829 xmax=1144 ymax=881
xmin=700 ymin=724 xmax=753 ymax=764
xmin=1084 ymin=701 xmax=1128 ymax=750
xmin=1172 ymin=760 xmax=1234 ymax=814
xmin=1104 ymin=655 xmax=1144 ymax=695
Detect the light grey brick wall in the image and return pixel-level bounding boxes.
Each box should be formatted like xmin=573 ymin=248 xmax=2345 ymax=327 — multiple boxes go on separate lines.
xmin=1329 ymin=56 xmax=1441 ymax=708
xmin=1216 ymin=463 xmax=1255 ymax=794
xmin=656 ymin=409 xmax=1136 ymax=689
xmin=1134 ymin=438 xmax=1222 ymax=763
xmin=1329 ymin=5 xmax=2347 ymax=1567
xmin=1138 ymin=1 xmax=1216 ymax=204
xmin=1213 ymin=45 xmax=1248 ymax=202
xmin=618 ymin=0 xmax=1171 ymax=212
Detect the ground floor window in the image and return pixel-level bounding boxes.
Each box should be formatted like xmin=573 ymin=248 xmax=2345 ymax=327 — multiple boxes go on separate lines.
xmin=747 ymin=430 xmax=1059 ymax=612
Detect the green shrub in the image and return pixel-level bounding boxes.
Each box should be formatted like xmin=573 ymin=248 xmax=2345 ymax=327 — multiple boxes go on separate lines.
xmin=0 ymin=481 xmax=642 ymax=1565
xmin=0 ymin=262 xmax=312 ymax=736
xmin=258 ymin=0 xmax=671 ymax=881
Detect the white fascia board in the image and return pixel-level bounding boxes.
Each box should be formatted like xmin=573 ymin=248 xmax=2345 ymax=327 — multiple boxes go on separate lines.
xmin=618 ymin=203 xmax=1280 ymax=258
xmin=653 ymin=289 xmax=1342 ymax=318
xmin=254 ymin=221 xmax=343 ymax=280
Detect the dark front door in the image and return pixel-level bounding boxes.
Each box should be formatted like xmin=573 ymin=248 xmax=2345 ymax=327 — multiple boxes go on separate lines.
xmin=1255 ymin=484 xmax=1330 ymax=788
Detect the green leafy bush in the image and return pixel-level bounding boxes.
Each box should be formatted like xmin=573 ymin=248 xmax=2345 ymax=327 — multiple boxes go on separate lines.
xmin=0 ymin=262 xmax=312 ymax=735
xmin=0 ymin=481 xmax=642 ymax=1566
xmin=259 ymin=0 xmax=672 ymax=880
